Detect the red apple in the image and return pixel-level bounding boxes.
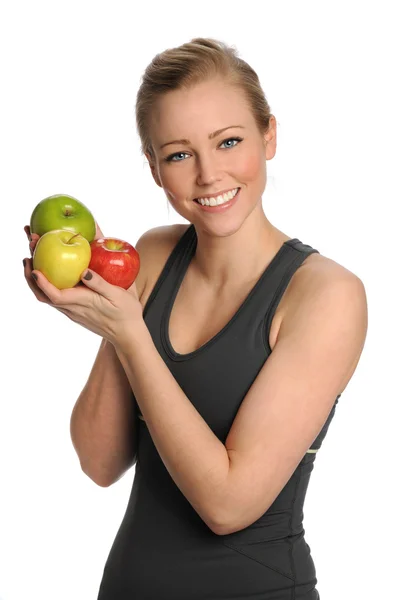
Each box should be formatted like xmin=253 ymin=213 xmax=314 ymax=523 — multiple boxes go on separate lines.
xmin=89 ymin=237 xmax=140 ymax=289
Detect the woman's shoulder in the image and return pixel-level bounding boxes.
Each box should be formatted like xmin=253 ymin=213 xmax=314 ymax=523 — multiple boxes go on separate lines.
xmin=301 ymin=249 xmax=361 ymax=286
xmin=135 ymin=223 xmax=191 ymax=305
xmin=281 ymin=248 xmax=364 ymax=327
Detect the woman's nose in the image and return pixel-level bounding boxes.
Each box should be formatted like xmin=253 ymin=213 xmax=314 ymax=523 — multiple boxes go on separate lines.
xmin=195 ymin=155 xmax=223 ymax=187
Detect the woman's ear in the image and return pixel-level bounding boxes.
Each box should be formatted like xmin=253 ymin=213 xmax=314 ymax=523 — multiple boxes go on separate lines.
xmin=145 ymin=152 xmax=162 ymax=188
xmin=263 ymin=115 xmax=277 ymax=160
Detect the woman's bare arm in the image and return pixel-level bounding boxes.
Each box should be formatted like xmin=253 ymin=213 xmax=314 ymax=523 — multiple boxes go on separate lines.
xmin=24 ymin=223 xmax=183 ymax=488
xmin=69 ymin=232 xmax=152 ymax=487
xmin=70 ymin=337 xmax=139 ymax=486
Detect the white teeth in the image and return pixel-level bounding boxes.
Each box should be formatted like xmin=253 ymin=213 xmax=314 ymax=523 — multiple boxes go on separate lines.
xmin=196 ymin=187 xmax=239 ymax=206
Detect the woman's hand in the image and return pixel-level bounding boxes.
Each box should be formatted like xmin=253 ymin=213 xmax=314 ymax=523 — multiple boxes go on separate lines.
xmin=23 ymin=221 xmax=105 ymax=308
xmin=23 ymin=222 xmax=143 ymax=347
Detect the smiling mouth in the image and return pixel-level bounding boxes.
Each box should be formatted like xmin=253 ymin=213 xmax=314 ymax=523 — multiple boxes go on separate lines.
xmin=193 ymin=187 xmax=240 ymax=206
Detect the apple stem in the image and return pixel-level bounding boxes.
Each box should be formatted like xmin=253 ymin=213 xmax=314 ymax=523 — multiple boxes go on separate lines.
xmin=68 ymin=233 xmax=81 ymax=243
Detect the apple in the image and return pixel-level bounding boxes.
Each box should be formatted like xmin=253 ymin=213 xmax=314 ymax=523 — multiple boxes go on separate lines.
xmin=89 ymin=238 xmax=140 ymax=289
xmin=30 ymin=194 xmax=96 ymax=242
xmin=33 ymin=229 xmax=91 ymax=289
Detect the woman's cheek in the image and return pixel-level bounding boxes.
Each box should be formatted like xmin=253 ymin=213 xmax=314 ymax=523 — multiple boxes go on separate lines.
xmin=164 ymin=187 xmax=177 ymax=202
xmin=163 ymin=188 xmax=187 ymax=216
xmin=235 ymin=149 xmax=265 ymax=181
xmin=160 ymin=168 xmax=185 ymax=199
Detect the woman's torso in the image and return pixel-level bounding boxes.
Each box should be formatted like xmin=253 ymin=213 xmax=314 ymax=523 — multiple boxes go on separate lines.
xmin=97 ymin=223 xmax=348 ymax=600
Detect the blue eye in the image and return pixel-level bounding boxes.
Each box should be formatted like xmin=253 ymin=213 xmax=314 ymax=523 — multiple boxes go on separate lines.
xmin=166 ymin=151 xmax=189 ymax=163
xmin=220 ymin=137 xmax=242 ymax=149
xmin=164 ymin=136 xmax=243 ymax=163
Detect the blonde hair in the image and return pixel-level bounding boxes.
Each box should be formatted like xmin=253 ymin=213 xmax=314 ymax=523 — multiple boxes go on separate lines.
xmin=135 ymin=37 xmax=273 ymax=162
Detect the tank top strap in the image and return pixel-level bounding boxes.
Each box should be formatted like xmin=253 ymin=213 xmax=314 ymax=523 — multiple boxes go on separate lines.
xmin=262 ymin=238 xmax=320 ymax=352
xmin=142 ymin=223 xmax=196 ymax=323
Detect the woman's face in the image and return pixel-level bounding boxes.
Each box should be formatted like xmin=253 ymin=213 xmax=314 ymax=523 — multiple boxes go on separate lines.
xmin=146 ymin=77 xmax=276 ymax=228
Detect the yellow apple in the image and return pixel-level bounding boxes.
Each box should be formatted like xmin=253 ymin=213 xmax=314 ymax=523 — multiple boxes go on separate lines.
xmin=33 ymin=229 xmax=91 ymax=289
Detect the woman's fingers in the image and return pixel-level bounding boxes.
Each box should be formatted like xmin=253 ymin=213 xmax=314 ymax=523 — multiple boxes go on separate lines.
xmin=23 ymin=257 xmax=51 ymax=304
xmin=29 ymin=234 xmax=40 ymax=256
xmin=23 ymin=256 xmax=81 ymax=323
xmin=24 ymin=225 xmax=40 ymax=256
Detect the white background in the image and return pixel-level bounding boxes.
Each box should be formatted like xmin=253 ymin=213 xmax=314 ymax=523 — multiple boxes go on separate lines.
xmin=1 ymin=1 xmax=398 ymax=599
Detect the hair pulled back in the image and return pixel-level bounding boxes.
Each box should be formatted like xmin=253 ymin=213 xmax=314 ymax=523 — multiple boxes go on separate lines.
xmin=135 ymin=37 xmax=273 ymax=161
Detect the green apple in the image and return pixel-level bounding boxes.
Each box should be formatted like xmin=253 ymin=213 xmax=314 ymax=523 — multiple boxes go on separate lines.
xmin=33 ymin=229 xmax=91 ymax=289
xmin=30 ymin=194 xmax=96 ymax=242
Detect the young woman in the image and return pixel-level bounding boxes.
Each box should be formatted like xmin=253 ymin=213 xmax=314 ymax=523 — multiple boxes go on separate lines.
xmin=23 ymin=37 xmax=368 ymax=599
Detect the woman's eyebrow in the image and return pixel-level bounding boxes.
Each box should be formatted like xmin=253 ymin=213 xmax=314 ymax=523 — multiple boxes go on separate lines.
xmin=159 ymin=125 xmax=245 ymax=150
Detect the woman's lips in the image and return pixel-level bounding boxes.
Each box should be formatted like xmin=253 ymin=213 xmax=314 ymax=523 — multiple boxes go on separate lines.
xmin=193 ymin=188 xmax=241 ymax=213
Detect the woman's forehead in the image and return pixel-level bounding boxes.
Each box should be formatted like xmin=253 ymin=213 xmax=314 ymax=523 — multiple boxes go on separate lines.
xmin=150 ymin=82 xmax=252 ymax=134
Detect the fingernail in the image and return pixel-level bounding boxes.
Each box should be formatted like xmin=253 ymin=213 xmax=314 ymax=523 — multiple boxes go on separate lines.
xmin=32 ymin=273 xmax=37 ymax=281
xmin=23 ymin=259 xmax=26 ymax=267
xmin=83 ymin=270 xmax=92 ymax=280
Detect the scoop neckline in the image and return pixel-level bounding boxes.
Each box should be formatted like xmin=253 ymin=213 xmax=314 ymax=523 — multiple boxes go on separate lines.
xmin=161 ymin=232 xmax=298 ymax=361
